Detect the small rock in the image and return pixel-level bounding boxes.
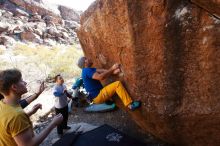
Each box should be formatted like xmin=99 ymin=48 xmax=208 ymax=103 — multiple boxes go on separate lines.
xmin=44 ymin=39 xmax=56 ymax=46
xmin=29 ymin=13 xmax=42 ymax=22
xmin=20 ymin=31 xmax=42 ymax=43
xmin=34 ymin=29 xmax=43 ymax=37
xmin=43 ymin=15 xmax=53 ymax=22
xmin=61 ymin=32 xmax=69 ymax=39
xmin=57 ymin=37 xmax=67 ymax=44
xmin=17 ymin=16 xmax=29 ymax=22
xmin=47 ymin=27 xmax=58 ymax=36
xmin=14 ymin=8 xmax=29 ymax=17
xmin=0 ymin=35 xmax=16 ymax=46
xmin=2 ymin=11 xmax=13 ymax=18
xmin=48 ymin=113 xmax=53 ymax=118
xmin=64 ymin=20 xmax=80 ymax=29
xmin=46 ymin=21 xmax=56 ymax=27
xmin=23 ymin=26 xmax=33 ymax=32
xmin=13 ymin=26 xmax=23 ymax=34
xmin=56 ymin=25 xmax=67 ymax=32
xmin=15 ymin=20 xmax=23 ymax=25
xmin=0 ymin=22 xmax=9 ymax=33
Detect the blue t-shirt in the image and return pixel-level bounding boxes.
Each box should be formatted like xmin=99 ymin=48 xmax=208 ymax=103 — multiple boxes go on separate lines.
xmin=53 ymin=84 xmax=68 ymax=108
xmin=82 ymin=68 xmax=103 ymax=100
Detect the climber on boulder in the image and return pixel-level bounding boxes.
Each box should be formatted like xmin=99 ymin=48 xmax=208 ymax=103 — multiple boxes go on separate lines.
xmin=77 ymin=57 xmax=141 ymax=110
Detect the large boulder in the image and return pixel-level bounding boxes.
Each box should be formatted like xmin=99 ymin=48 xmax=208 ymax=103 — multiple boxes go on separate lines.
xmin=191 ymin=0 xmax=220 ymax=18
xmin=58 ymin=5 xmax=80 ymax=22
xmin=20 ymin=31 xmax=41 ymax=43
xmin=0 ymin=35 xmax=16 ymax=46
xmin=77 ymin=0 xmax=220 ymax=145
xmin=8 ymin=0 xmax=62 ymax=24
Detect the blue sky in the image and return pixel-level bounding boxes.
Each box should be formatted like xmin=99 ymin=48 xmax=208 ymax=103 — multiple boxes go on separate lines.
xmin=47 ymin=0 xmax=95 ymax=11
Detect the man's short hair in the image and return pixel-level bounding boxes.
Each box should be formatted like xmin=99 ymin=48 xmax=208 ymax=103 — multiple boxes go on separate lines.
xmin=77 ymin=57 xmax=86 ymax=69
xmin=0 ymin=69 xmax=22 ymax=95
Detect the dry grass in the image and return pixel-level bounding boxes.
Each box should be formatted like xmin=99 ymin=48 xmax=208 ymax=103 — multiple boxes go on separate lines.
xmin=0 ymin=48 xmax=4 ymax=55
xmin=1 ymin=43 xmax=83 ymax=84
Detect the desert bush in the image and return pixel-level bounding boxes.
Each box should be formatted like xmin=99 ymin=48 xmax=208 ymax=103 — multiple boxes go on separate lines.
xmin=11 ymin=43 xmax=83 ymax=83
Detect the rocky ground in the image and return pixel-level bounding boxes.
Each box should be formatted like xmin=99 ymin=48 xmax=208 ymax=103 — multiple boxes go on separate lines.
xmin=39 ymin=103 xmax=169 ymax=146
xmin=0 ymin=0 xmax=80 ymax=47
xmin=23 ymin=81 xmax=169 ymax=146
xmin=21 ymin=81 xmax=167 ymax=146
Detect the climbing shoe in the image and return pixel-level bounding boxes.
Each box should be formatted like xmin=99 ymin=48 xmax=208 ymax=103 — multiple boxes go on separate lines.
xmin=128 ymin=101 xmax=141 ymax=111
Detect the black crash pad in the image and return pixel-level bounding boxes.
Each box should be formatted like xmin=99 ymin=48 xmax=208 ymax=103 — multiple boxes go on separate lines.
xmin=52 ymin=132 xmax=80 ymax=146
xmin=53 ymin=124 xmax=148 ymax=146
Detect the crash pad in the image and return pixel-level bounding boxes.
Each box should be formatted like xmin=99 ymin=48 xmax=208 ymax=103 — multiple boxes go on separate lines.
xmin=84 ymin=103 xmax=116 ymax=112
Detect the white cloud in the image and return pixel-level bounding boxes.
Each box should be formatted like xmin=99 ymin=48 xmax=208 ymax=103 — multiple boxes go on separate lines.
xmin=46 ymin=0 xmax=95 ymax=11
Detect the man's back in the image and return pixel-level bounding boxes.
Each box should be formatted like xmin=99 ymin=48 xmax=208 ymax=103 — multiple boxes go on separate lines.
xmin=82 ymin=68 xmax=103 ymax=100
xmin=0 ymin=101 xmax=32 ymax=146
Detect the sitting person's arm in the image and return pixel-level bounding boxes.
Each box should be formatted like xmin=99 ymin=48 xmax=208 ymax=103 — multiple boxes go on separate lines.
xmin=25 ymin=82 xmax=46 ymax=104
xmin=25 ymin=104 xmax=42 ymax=117
xmin=14 ymin=114 xmax=63 ymax=146
xmin=20 ymin=82 xmax=46 ymax=109
xmin=92 ymin=64 xmax=120 ymax=81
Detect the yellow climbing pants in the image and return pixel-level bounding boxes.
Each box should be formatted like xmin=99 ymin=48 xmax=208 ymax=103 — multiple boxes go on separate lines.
xmin=93 ymin=81 xmax=133 ymax=106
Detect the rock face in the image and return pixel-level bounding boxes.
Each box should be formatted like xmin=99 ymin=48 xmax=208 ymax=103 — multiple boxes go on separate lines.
xmin=0 ymin=0 xmax=80 ymax=47
xmin=8 ymin=0 xmax=62 ymax=24
xmin=20 ymin=31 xmax=41 ymax=43
xmin=191 ymin=0 xmax=220 ymax=18
xmin=58 ymin=5 xmax=80 ymax=22
xmin=77 ymin=0 xmax=220 ymax=145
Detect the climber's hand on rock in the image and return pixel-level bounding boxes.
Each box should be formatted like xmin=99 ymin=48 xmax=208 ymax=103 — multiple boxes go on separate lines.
xmin=111 ymin=63 xmax=120 ymax=70
xmin=113 ymin=68 xmax=121 ymax=74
